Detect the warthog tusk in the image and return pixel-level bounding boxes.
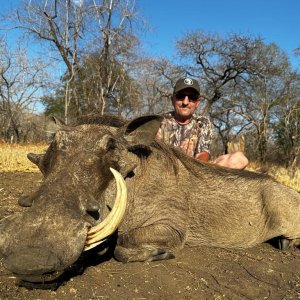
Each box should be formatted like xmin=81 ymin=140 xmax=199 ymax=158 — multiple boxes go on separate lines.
xmin=84 ymin=167 xmax=127 ymax=251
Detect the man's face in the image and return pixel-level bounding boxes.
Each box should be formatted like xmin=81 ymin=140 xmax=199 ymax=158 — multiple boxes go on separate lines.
xmin=172 ymin=88 xmax=201 ymax=122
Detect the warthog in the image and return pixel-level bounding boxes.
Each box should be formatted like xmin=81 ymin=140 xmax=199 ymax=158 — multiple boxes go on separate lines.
xmin=0 ymin=114 xmax=300 ymax=288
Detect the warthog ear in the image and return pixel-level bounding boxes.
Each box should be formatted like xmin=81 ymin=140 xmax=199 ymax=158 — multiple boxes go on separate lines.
xmin=122 ymin=115 xmax=163 ymax=146
xmin=27 ymin=153 xmax=44 ymax=167
xmin=27 ymin=153 xmax=47 ymax=175
xmin=45 ymin=115 xmax=66 ymax=142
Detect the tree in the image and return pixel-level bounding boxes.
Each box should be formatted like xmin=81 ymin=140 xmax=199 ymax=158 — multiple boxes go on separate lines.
xmin=273 ymin=72 xmax=300 ymax=173
xmin=0 ymin=36 xmax=48 ymax=142
xmin=175 ymin=32 xmax=266 ymax=113
xmin=74 ymin=33 xmax=142 ymax=117
xmin=133 ymin=58 xmax=181 ymax=115
xmin=6 ymin=0 xmax=141 ymax=122
xmin=174 ymin=31 xmax=296 ymax=161
xmin=233 ymin=44 xmax=293 ymax=162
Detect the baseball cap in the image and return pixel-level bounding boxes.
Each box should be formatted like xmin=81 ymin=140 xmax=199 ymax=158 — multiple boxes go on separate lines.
xmin=173 ymin=78 xmax=200 ymax=94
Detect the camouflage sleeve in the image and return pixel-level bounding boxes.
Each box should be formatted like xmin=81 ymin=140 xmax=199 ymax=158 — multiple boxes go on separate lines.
xmin=155 ymin=114 xmax=169 ymax=142
xmin=194 ymin=116 xmax=213 ymax=156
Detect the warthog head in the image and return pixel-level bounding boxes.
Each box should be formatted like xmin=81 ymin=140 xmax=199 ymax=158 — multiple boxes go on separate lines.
xmin=0 ymin=114 xmax=162 ymax=287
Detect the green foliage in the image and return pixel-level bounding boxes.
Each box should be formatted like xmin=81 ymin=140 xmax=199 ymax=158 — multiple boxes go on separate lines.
xmin=41 ymin=95 xmax=64 ymax=118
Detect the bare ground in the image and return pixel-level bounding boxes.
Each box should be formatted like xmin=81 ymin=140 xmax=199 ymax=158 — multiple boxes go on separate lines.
xmin=1 ymin=172 xmax=300 ymax=300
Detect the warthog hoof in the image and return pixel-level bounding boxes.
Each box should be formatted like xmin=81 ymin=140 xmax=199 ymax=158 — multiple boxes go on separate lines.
xmin=278 ymin=238 xmax=300 ymax=250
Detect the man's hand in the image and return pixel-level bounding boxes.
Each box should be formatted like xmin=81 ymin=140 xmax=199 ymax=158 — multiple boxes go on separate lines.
xmin=196 ymin=151 xmax=210 ymax=162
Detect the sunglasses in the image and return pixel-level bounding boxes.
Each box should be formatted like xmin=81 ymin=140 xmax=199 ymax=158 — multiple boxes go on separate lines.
xmin=175 ymin=92 xmax=199 ymax=102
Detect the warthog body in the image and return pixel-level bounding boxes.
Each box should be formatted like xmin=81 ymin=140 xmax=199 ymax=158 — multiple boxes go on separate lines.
xmin=0 ymin=115 xmax=300 ymax=286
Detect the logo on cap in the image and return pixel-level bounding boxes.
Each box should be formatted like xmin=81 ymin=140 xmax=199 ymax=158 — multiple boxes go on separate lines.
xmin=184 ymin=78 xmax=193 ymax=85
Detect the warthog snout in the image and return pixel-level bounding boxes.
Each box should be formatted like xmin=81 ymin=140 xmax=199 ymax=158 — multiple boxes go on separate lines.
xmin=4 ymin=247 xmax=62 ymax=282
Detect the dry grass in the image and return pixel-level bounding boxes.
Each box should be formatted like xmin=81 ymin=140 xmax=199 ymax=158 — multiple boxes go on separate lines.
xmin=0 ymin=143 xmax=299 ymax=191
xmin=247 ymin=161 xmax=300 ymax=191
xmin=0 ymin=142 xmax=47 ymax=172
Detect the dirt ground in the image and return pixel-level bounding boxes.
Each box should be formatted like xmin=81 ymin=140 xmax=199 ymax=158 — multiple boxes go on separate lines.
xmin=1 ymin=172 xmax=300 ymax=300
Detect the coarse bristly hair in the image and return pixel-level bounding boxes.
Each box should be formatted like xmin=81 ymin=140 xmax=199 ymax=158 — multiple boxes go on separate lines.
xmin=72 ymin=114 xmax=270 ymax=181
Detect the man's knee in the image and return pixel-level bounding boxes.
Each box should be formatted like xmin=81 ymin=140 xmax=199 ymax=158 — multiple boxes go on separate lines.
xmin=214 ymin=152 xmax=249 ymax=169
xmin=229 ymin=152 xmax=249 ymax=169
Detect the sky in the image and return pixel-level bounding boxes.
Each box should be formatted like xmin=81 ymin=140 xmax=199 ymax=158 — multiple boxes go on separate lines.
xmin=1 ymin=0 xmax=300 ymax=68
xmin=136 ymin=0 xmax=300 ymax=68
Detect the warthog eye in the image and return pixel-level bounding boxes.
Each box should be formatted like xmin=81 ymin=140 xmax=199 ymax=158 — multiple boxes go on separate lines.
xmin=125 ymin=170 xmax=135 ymax=179
xmin=127 ymin=145 xmax=151 ymax=158
xmin=107 ymin=137 xmax=117 ymax=150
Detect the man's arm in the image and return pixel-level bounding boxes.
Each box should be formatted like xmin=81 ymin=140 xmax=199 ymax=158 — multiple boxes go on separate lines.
xmin=194 ymin=116 xmax=213 ymax=162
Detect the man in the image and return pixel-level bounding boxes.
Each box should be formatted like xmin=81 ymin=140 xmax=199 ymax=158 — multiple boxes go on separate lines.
xmin=156 ymin=77 xmax=248 ymax=169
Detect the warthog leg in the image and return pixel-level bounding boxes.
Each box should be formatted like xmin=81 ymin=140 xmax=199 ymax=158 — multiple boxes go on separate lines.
xmin=114 ymin=224 xmax=184 ymax=262
xmin=278 ymin=237 xmax=300 ymax=250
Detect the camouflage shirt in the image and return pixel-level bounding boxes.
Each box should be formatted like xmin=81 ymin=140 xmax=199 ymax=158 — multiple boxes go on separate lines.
xmin=156 ymin=112 xmax=213 ymax=158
